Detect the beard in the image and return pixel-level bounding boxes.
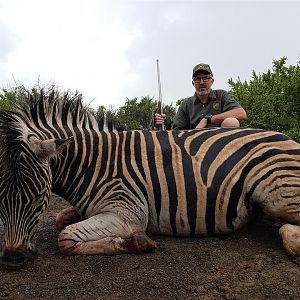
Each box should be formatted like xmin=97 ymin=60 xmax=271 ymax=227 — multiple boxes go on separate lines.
xmin=196 ymin=87 xmax=210 ymax=97
xmin=198 ymin=90 xmax=208 ymax=96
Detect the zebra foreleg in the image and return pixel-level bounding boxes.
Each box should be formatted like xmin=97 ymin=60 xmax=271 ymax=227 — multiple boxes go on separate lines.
xmin=55 ymin=207 xmax=81 ymax=231
xmin=279 ymin=224 xmax=300 ymax=257
xmin=57 ymin=213 xmax=157 ymax=255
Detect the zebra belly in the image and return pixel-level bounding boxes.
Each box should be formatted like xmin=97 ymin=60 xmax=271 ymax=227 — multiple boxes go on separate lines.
xmin=148 ymin=198 xmax=252 ymax=237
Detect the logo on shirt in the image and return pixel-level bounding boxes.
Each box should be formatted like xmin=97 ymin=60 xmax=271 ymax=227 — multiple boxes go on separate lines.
xmin=212 ymin=99 xmax=221 ymax=111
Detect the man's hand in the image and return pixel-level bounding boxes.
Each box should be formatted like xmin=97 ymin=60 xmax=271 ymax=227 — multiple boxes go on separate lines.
xmin=154 ymin=113 xmax=166 ymax=126
xmin=196 ymin=118 xmax=207 ymax=129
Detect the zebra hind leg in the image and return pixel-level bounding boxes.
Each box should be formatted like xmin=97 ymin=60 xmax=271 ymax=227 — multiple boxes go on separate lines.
xmin=55 ymin=207 xmax=81 ymax=231
xmin=273 ymin=191 xmax=300 ymax=257
xmin=257 ymin=181 xmax=300 ymax=257
xmin=279 ymin=224 xmax=300 ymax=257
xmin=57 ymin=212 xmax=157 ymax=255
xmin=263 ymin=197 xmax=300 ymax=257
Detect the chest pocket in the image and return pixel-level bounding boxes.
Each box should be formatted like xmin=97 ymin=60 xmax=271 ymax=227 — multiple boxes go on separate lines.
xmin=210 ymin=98 xmax=223 ymax=113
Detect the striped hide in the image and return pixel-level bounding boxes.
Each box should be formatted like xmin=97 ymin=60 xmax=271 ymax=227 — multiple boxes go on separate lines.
xmin=0 ymin=90 xmax=299 ymax=269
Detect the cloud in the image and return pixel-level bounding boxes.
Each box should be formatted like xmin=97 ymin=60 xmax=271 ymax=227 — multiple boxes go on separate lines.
xmin=0 ymin=23 xmax=19 ymax=62
xmin=0 ymin=0 xmax=300 ymax=110
xmin=0 ymin=0 xmax=135 ymax=108
xmin=122 ymin=1 xmax=300 ymax=105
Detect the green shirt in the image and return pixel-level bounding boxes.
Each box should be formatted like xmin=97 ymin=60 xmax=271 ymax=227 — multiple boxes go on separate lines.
xmin=173 ymin=89 xmax=242 ymax=129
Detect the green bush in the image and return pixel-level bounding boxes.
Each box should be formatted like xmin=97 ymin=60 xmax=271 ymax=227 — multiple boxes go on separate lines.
xmin=229 ymin=57 xmax=300 ymax=142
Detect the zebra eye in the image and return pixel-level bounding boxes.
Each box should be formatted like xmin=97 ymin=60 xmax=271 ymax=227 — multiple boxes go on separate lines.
xmin=27 ymin=134 xmax=38 ymax=142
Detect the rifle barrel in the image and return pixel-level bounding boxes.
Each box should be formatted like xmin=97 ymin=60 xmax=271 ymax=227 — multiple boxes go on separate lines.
xmin=156 ymin=59 xmax=165 ymax=130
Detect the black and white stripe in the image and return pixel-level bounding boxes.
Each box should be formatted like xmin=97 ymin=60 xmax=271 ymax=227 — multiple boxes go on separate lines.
xmin=0 ymin=91 xmax=299 ymax=257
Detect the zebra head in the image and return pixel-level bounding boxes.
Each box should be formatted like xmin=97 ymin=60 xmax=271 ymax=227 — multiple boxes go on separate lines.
xmin=0 ymin=110 xmax=70 ymax=269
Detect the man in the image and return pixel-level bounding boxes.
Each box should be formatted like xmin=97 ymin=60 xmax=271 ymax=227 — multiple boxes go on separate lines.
xmin=155 ymin=63 xmax=247 ymax=129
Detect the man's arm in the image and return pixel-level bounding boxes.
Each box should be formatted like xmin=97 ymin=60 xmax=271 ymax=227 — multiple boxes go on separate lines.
xmin=210 ymin=107 xmax=247 ymax=124
xmin=196 ymin=90 xmax=247 ymax=128
xmin=205 ymin=91 xmax=247 ymax=127
xmin=196 ymin=107 xmax=247 ymax=129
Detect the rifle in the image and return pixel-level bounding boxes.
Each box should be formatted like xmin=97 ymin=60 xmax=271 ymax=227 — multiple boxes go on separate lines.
xmin=153 ymin=59 xmax=166 ymax=131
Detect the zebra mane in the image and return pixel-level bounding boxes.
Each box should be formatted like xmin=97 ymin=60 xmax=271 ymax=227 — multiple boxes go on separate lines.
xmin=0 ymin=88 xmax=123 ymax=135
xmin=0 ymin=88 xmax=123 ymax=172
xmin=18 ymin=89 xmax=122 ymax=131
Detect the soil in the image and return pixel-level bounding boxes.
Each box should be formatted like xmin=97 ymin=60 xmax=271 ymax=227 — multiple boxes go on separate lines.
xmin=0 ymin=194 xmax=300 ymax=300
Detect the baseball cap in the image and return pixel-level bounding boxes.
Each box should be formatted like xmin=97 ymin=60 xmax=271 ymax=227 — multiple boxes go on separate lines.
xmin=192 ymin=63 xmax=213 ymax=77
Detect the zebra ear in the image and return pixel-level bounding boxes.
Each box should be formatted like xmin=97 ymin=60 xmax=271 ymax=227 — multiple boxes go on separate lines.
xmin=28 ymin=136 xmax=73 ymax=160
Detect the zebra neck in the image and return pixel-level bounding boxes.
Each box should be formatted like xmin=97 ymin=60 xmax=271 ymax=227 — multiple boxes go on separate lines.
xmin=51 ymin=130 xmax=128 ymax=208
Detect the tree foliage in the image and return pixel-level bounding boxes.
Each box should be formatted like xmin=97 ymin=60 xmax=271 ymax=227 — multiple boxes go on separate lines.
xmin=115 ymin=96 xmax=156 ymax=129
xmin=100 ymin=96 xmax=177 ymax=130
xmin=229 ymin=57 xmax=300 ymax=142
xmin=0 ymin=85 xmax=28 ymax=110
xmin=0 ymin=83 xmax=77 ymax=111
xmin=1 ymin=58 xmax=299 ymax=141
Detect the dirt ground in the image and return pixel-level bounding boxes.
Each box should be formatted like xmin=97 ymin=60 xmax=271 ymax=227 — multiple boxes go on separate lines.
xmin=0 ymin=194 xmax=300 ymax=300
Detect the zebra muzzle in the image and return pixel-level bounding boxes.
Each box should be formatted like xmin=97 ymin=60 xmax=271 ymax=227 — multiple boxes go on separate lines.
xmin=0 ymin=248 xmax=38 ymax=270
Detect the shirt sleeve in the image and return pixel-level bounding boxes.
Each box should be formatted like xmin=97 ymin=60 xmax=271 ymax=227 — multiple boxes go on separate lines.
xmin=222 ymin=91 xmax=242 ymax=111
xmin=173 ymin=101 xmax=189 ymax=130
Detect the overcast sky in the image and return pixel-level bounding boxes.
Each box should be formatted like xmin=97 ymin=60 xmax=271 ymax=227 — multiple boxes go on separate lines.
xmin=0 ymin=0 xmax=300 ymax=109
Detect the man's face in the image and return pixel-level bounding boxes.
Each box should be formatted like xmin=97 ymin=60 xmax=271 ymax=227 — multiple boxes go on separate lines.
xmin=192 ymin=71 xmax=214 ymax=96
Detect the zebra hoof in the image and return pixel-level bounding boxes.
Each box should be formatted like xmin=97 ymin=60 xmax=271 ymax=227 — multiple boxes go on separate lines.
xmin=131 ymin=232 xmax=157 ymax=253
xmin=0 ymin=249 xmax=38 ymax=270
xmin=279 ymin=224 xmax=300 ymax=257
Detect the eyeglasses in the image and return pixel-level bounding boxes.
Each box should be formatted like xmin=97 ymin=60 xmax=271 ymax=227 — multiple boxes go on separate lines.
xmin=193 ymin=76 xmax=212 ymax=82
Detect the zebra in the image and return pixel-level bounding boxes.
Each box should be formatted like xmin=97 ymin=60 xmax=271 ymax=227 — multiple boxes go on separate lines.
xmin=0 ymin=89 xmax=300 ymax=270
